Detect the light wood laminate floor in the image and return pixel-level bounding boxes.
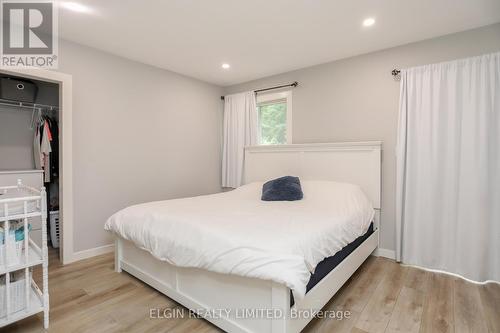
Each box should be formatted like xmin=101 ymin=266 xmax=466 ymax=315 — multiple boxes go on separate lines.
xmin=1 ymin=248 xmax=499 ymax=333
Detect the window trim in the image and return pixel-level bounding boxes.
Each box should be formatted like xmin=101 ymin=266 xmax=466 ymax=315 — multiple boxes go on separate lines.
xmin=256 ymin=90 xmax=292 ymax=144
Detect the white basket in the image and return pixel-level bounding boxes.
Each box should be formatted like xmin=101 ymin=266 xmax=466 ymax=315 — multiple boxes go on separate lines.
xmin=0 ymin=234 xmax=24 ymax=267
xmin=49 ymin=211 xmax=59 ymax=248
xmin=0 ymin=272 xmax=30 ymax=317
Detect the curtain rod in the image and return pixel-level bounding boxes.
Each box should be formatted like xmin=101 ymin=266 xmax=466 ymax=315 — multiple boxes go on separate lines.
xmin=221 ymin=81 xmax=298 ymax=100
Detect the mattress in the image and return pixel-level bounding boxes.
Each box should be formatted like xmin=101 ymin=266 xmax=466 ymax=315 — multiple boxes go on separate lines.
xmin=105 ymin=180 xmax=375 ymax=299
xmin=290 ymin=222 xmax=374 ymax=306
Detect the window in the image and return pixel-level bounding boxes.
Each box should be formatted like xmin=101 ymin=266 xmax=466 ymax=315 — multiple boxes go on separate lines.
xmin=256 ymin=91 xmax=292 ymax=145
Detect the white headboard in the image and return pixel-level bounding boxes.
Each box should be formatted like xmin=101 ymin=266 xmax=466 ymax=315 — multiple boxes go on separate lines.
xmin=244 ymin=142 xmax=382 ymax=209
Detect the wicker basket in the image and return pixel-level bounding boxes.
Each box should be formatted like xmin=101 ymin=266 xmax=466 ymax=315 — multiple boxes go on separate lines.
xmin=49 ymin=211 xmax=60 ymax=248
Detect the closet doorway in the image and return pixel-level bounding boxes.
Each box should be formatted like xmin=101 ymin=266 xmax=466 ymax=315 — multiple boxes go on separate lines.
xmin=0 ymin=68 xmax=73 ymax=265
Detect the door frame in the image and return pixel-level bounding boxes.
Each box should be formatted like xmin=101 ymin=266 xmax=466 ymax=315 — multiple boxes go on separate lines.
xmin=0 ymin=67 xmax=73 ymax=264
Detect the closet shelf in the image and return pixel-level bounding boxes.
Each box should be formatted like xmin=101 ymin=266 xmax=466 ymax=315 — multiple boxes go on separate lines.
xmin=0 ymin=99 xmax=58 ymax=112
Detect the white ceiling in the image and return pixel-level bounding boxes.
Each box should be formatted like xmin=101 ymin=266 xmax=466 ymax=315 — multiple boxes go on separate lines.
xmin=57 ymin=0 xmax=500 ymax=86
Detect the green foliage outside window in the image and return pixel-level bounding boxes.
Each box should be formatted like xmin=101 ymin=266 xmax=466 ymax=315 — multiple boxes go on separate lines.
xmin=258 ymin=101 xmax=287 ymax=145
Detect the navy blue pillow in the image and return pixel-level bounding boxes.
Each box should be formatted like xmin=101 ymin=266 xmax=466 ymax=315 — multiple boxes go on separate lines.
xmin=261 ymin=176 xmax=303 ymax=201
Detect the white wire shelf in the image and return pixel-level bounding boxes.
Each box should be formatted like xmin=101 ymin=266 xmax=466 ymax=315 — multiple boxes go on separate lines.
xmin=0 ymin=241 xmax=43 ymax=275
xmin=0 ymin=185 xmax=42 ymax=222
xmin=0 ymin=283 xmax=44 ymax=327
xmin=0 ymin=180 xmax=48 ymax=329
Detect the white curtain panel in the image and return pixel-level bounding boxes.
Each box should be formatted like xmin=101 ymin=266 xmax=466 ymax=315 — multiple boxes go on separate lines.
xmin=222 ymin=92 xmax=258 ymax=188
xmin=396 ymin=52 xmax=500 ymax=283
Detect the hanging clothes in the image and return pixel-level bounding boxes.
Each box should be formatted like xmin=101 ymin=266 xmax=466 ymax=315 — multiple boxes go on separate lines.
xmin=32 ymin=112 xmax=59 ymax=201
xmin=33 ymin=126 xmax=42 ymax=170
xmin=46 ymin=117 xmax=59 ymax=179
xmin=40 ymin=120 xmax=52 ymax=183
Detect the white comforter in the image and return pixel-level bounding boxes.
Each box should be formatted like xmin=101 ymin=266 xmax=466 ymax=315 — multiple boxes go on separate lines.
xmin=104 ymin=181 xmax=374 ymax=299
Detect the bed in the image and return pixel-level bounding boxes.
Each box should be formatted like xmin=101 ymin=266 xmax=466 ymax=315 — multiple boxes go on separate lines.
xmin=107 ymin=142 xmax=382 ymax=333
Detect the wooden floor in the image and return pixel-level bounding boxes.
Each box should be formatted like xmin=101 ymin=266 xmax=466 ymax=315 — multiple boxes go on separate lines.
xmin=1 ymin=249 xmax=499 ymax=333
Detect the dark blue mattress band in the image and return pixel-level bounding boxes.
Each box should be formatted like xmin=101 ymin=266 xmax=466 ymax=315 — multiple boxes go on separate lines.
xmin=291 ymin=222 xmax=375 ymax=306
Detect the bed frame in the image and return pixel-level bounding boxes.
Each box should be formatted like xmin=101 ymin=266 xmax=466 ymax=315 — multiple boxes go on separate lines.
xmin=114 ymin=142 xmax=382 ymax=333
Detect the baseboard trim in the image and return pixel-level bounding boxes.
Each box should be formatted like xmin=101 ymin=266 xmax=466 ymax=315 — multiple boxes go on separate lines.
xmin=373 ymin=248 xmax=396 ymax=260
xmin=399 ymin=263 xmax=500 ymax=285
xmin=72 ymin=244 xmax=115 ymax=262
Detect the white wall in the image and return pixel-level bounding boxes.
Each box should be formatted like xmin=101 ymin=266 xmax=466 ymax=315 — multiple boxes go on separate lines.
xmin=58 ymin=40 xmax=223 ymax=252
xmin=224 ymin=23 xmax=500 ymax=254
xmin=0 ymin=106 xmax=35 ymax=170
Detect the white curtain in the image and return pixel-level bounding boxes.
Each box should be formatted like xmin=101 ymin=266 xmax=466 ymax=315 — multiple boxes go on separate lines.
xmin=396 ymin=52 xmax=500 ymax=283
xmin=222 ymin=92 xmax=258 ymax=188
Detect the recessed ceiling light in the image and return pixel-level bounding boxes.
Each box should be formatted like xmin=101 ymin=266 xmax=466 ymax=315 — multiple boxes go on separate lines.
xmin=61 ymin=2 xmax=92 ymax=13
xmin=363 ymin=18 xmax=376 ymax=27
xmin=222 ymin=63 xmax=230 ymax=69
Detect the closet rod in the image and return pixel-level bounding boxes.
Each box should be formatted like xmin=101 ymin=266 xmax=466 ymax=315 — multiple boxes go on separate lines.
xmin=220 ymin=81 xmax=299 ymax=100
xmin=0 ymin=99 xmax=59 ymax=111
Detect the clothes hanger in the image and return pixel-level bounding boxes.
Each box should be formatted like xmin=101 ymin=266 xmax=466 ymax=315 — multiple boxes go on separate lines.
xmin=37 ymin=108 xmax=43 ymax=129
xmin=29 ymin=105 xmax=37 ymax=130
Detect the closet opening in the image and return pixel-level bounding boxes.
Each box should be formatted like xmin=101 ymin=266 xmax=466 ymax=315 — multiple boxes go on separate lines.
xmin=0 ymin=74 xmax=62 ymax=266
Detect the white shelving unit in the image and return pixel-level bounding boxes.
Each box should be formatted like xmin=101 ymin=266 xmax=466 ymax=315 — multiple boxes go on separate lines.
xmin=0 ymin=180 xmax=49 ymax=329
